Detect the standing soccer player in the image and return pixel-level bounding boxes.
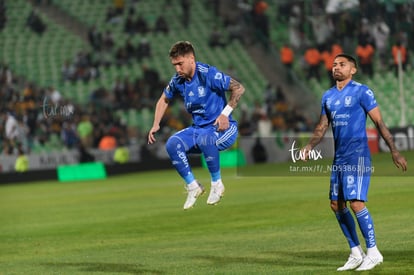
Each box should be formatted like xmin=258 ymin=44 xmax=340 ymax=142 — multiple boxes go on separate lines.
xmin=301 ymin=54 xmax=407 ymax=271
xmin=148 ymin=41 xmax=245 ymax=210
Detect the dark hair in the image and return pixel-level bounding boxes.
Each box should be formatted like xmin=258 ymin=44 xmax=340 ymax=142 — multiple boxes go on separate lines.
xmin=335 ymin=53 xmax=358 ymax=68
xmin=169 ymin=41 xmax=195 ymax=58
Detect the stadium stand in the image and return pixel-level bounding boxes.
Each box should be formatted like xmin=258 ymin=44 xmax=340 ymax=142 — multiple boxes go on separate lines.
xmin=1 ymin=0 xmax=412 ymax=157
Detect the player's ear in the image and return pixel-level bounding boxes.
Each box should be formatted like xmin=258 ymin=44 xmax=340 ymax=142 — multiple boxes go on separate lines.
xmin=351 ymin=66 xmax=357 ymax=75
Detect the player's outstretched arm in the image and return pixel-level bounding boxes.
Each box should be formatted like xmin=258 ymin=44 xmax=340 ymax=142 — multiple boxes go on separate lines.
xmin=148 ymin=93 xmax=170 ymax=144
xmin=301 ymin=114 xmax=329 ymax=161
xmin=368 ymin=107 xmax=407 ymax=171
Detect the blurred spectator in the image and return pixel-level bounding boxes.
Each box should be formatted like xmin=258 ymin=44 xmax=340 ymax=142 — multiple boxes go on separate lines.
xmin=252 ymin=0 xmax=269 ymax=48
xmin=304 ymin=45 xmax=321 ymax=81
xmin=238 ymin=109 xmax=254 ymax=136
xmin=61 ymin=60 xmax=76 ymax=81
xmin=391 ymin=40 xmax=408 ymax=76
xmin=124 ymin=13 xmax=135 ymax=34
xmin=87 ymin=26 xmax=102 ymax=51
xmin=280 ymin=43 xmax=294 ymax=83
xmin=26 ymin=9 xmax=46 ymax=35
xmin=4 ymin=111 xmax=18 ymax=146
xmin=181 ymin=0 xmax=191 ymax=28
xmin=113 ymin=0 xmax=125 ymax=14
xmin=77 ymin=115 xmax=93 ymax=148
xmin=331 ymin=41 xmax=343 ymax=57
xmin=288 ymin=4 xmax=305 ymax=50
xmin=320 ymin=46 xmax=336 ymax=86
xmin=78 ymin=143 xmax=95 ymax=163
xmin=357 ymin=18 xmax=376 ymax=48
xmin=355 ymin=39 xmax=375 ymax=78
xmin=112 ymin=77 xmax=128 ymax=109
xmin=310 ymin=15 xmax=334 ymax=48
xmin=105 ymin=6 xmax=121 ymax=24
xmin=372 ymin=17 xmax=390 ymax=69
xmin=333 ymin=11 xmax=357 ymax=53
xmin=252 ymin=137 xmax=267 ymax=163
xmin=135 ymin=15 xmax=149 ymax=34
xmin=48 ymin=86 xmax=62 ymax=104
xmin=124 ymin=38 xmax=135 ymax=58
xmin=113 ymin=144 xmax=129 ymax=163
xmin=61 ymin=122 xmax=79 ymax=149
xmin=115 ymin=47 xmax=129 ymax=67
xmin=0 ymin=64 xmax=13 ymax=86
xmin=102 ymin=30 xmax=115 ymax=50
xmin=136 ymin=37 xmax=151 ymax=60
xmin=208 ymin=25 xmax=226 ymax=48
xmin=15 ymin=146 xmax=29 ymax=172
xmin=98 ymin=133 xmax=117 ymax=151
xmin=0 ymin=1 xmax=6 ymax=31
xmin=154 ymin=14 xmax=169 ymax=34
xmin=142 ymin=64 xmax=160 ymax=91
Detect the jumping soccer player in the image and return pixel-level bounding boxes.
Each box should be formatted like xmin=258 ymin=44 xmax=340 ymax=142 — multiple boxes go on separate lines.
xmin=301 ymin=54 xmax=407 ymax=271
xmin=148 ymin=41 xmax=245 ymax=210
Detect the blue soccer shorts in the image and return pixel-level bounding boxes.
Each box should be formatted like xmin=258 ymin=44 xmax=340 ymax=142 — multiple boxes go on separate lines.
xmin=329 ymin=156 xmax=372 ymax=202
xmin=171 ymin=122 xmax=238 ymax=155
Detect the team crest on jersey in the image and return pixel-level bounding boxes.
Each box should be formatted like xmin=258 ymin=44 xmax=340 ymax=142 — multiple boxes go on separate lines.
xmin=214 ymin=72 xmax=222 ymax=80
xmin=345 ymin=96 xmax=352 ymax=107
xmin=198 ymin=86 xmax=206 ymax=97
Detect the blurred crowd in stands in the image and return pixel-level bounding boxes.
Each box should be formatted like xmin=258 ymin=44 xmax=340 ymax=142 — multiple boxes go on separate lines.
xmin=275 ymin=0 xmax=412 ymax=82
xmin=1 ymin=0 xmax=413 ymax=158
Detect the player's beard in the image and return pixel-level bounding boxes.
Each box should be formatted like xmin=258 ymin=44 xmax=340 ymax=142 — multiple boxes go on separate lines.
xmin=333 ymin=72 xmax=345 ymax=81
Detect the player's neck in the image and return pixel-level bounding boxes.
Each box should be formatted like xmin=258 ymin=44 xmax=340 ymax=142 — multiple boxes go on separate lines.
xmin=186 ymin=65 xmax=196 ymax=82
xmin=336 ymin=79 xmax=351 ymax=91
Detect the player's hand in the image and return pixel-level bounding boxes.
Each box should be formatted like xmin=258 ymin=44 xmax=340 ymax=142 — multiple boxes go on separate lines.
xmin=392 ymin=151 xmax=407 ymax=172
xmin=214 ymin=114 xmax=229 ymax=131
xmin=148 ymin=125 xmax=160 ymax=144
xmin=300 ymin=145 xmax=312 ymax=162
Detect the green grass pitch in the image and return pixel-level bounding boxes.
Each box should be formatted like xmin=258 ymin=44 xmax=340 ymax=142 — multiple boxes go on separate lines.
xmin=1 ymin=151 xmax=413 ymax=274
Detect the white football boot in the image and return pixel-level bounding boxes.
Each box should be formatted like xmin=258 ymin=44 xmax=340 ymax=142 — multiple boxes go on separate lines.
xmin=337 ymin=254 xmax=364 ymax=271
xmin=207 ymin=181 xmax=225 ymax=205
xmin=356 ymin=254 xmax=383 ymax=271
xmin=183 ymin=182 xmax=205 ymax=210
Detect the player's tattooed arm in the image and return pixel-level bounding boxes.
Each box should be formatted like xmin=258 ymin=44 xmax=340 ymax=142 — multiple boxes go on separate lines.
xmin=369 ymin=106 xmax=397 ymax=152
xmin=307 ymin=115 xmax=329 ymax=149
xmin=376 ymin=119 xmax=398 ymax=152
xmin=227 ymin=78 xmax=245 ymax=109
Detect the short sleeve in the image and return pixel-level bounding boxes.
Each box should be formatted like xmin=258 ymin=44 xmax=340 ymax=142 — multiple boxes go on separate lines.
xmin=163 ymin=77 xmax=176 ymax=99
xmin=207 ymin=66 xmax=231 ymax=93
xmin=360 ymin=87 xmax=378 ymax=112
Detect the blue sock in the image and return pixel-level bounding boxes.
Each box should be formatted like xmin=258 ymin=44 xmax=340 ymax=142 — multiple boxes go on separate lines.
xmin=211 ymin=171 xmax=221 ymax=182
xmin=183 ymin=173 xmax=195 ymax=185
xmin=335 ymin=208 xmax=360 ymax=248
xmin=356 ymin=207 xmax=377 ymax=248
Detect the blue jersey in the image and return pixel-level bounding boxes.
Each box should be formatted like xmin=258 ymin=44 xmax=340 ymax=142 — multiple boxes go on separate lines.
xmin=321 ymin=80 xmax=378 ymax=162
xmin=164 ymin=62 xmax=232 ymax=127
